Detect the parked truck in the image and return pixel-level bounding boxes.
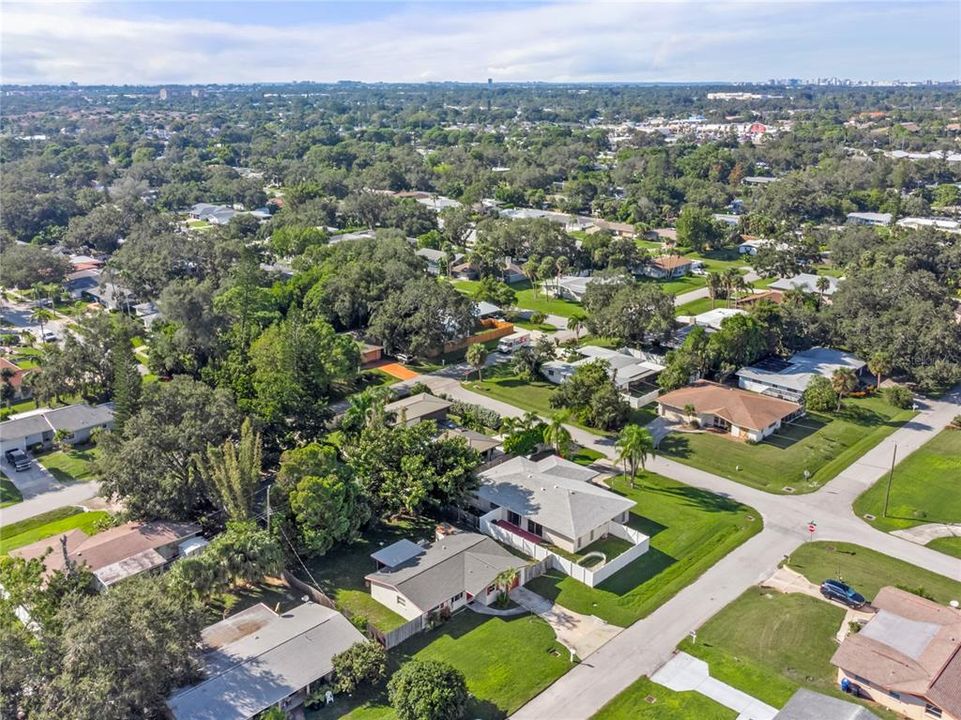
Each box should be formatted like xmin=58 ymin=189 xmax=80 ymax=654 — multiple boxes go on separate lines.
xmin=497 ymin=331 xmax=531 ymax=354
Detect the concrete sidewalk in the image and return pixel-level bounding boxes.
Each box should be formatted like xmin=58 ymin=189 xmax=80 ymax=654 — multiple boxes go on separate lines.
xmin=651 ymin=652 xmax=777 ymax=720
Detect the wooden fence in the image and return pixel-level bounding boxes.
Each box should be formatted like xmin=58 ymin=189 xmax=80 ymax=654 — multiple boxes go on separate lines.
xmin=435 ymin=319 xmax=515 ymax=356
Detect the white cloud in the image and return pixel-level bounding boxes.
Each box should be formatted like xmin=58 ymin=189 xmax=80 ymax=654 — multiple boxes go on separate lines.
xmin=0 ymin=1 xmax=957 ymax=84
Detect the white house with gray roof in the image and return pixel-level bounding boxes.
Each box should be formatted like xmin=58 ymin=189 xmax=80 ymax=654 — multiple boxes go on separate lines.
xmin=736 ymin=347 xmax=866 ymax=402
xmin=474 ymin=456 xmax=650 ymax=587
xmin=168 ymin=602 xmax=363 ymax=720
xmin=0 ymin=403 xmax=114 ymax=453
xmin=366 ymin=527 xmax=528 ymax=621
xmin=768 ymin=273 xmax=840 ymax=297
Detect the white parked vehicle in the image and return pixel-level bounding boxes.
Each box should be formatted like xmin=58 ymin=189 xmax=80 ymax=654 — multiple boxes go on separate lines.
xmin=497 ymin=331 xmax=531 ymax=354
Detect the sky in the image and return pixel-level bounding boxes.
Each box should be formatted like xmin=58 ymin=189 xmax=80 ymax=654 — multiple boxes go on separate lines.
xmin=1 ymin=1 xmax=958 ymax=85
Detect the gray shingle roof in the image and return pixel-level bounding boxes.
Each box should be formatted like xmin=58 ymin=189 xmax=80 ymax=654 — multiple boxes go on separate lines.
xmin=477 ymin=456 xmax=634 ymax=540
xmin=366 ymin=532 xmax=522 ymax=612
xmin=774 ymin=689 xmax=879 ymax=720
xmin=43 ymin=404 xmax=115 ymax=433
xmin=168 ymin=602 xmax=364 ymax=720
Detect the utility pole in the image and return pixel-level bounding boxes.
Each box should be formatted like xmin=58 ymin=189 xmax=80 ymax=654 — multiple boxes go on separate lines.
xmin=882 ymin=444 xmax=897 ymax=518
xmin=266 ymin=483 xmax=272 ymax=532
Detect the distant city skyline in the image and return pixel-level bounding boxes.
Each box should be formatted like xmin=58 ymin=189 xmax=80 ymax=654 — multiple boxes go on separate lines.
xmin=2 ymin=1 xmax=958 ymax=86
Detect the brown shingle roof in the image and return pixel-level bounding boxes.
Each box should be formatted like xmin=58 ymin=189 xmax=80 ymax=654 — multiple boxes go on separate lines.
xmin=650 ymin=255 xmax=693 ymax=271
xmin=831 ymin=587 xmax=961 ymax=715
xmin=657 ymin=381 xmax=800 ymax=431
xmin=11 ymin=520 xmax=200 ymax=577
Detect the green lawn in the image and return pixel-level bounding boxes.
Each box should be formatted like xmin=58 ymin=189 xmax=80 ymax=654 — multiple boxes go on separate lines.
xmin=571 ymin=447 xmax=604 ymax=466
xmin=928 ymin=536 xmax=961 ymax=559
xmin=684 ymin=248 xmax=751 ymax=274
xmin=451 ymin=278 xmax=583 ymax=318
xmin=637 ymin=274 xmax=707 ymax=296
xmin=593 ymin=676 xmax=736 ymax=720
xmin=659 ymin=396 xmax=916 ymax=493
xmin=464 ymin=367 xmax=658 ymax=436
xmin=0 ymin=473 xmax=23 ymax=508
xmin=300 ymin=518 xmax=435 ymax=633
xmin=675 ymin=297 xmax=731 ymax=316
xmin=0 ymin=507 xmax=109 ymax=554
xmin=681 ymin=590 xmax=849 ymax=708
xmin=787 ymin=541 xmax=961 ymax=604
xmin=852 ymin=429 xmax=961 ymax=532
xmin=525 ymin=472 xmax=762 ymax=627
xmin=204 ymin=580 xmax=302 ymax=625
xmin=314 ymin=612 xmax=572 ymax=720
xmin=36 ymin=444 xmax=100 ymax=483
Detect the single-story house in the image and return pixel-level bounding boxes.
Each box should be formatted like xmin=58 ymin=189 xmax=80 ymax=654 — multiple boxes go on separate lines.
xmin=734 ymin=289 xmax=785 ymax=308
xmin=736 ymin=347 xmax=867 ymax=402
xmin=0 ymin=357 xmax=30 ymax=401
xmin=773 ymin=689 xmax=879 ymax=720
xmin=554 ymin=275 xmax=593 ymax=302
xmin=737 ymin=237 xmax=787 ymax=255
xmin=768 ymin=273 xmax=840 ymax=297
xmin=896 ymin=217 xmax=961 ymax=234
xmin=831 ymin=586 xmax=961 ymax=720
xmin=366 ymin=526 xmax=528 ymax=621
xmin=385 ymin=392 xmax=452 ymax=427
xmin=472 ymin=301 xmax=502 ymax=319
xmin=501 ymin=259 xmax=527 ymax=284
xmin=440 ymin=428 xmax=499 ymax=462
xmin=168 ymin=602 xmax=364 ymax=720
xmin=450 ymin=260 xmax=480 ymax=280
xmin=583 ymin=218 xmax=636 ymax=238
xmin=359 ymin=342 xmax=383 ymax=365
xmin=847 ymin=211 xmax=892 ymax=227
xmin=12 ymin=520 xmax=203 ymax=591
xmin=712 ymin=213 xmax=741 ymax=226
xmin=63 ymin=268 xmax=102 ymax=300
xmin=670 ymin=307 xmax=747 ymax=347
xmin=644 ymin=227 xmax=678 ymax=244
xmin=540 ymin=346 xmax=664 ymax=393
xmin=189 ymin=203 xmax=239 ymax=225
xmin=0 ymin=403 xmax=115 ymax=453
xmin=645 ymin=255 xmax=693 ymax=280
xmin=328 ymin=229 xmax=377 ymax=245
xmin=415 ymin=248 xmax=462 ymax=275
xmin=657 ymin=380 xmax=803 ymax=442
xmin=742 ymin=176 xmax=780 ymax=186
xmin=474 ymin=455 xmax=635 ymax=554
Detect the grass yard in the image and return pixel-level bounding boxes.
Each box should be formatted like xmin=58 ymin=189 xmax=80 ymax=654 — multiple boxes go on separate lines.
xmin=637 ymin=274 xmax=707 ymax=296
xmin=852 ymin=429 xmax=961 ymax=532
xmin=525 ymin=472 xmax=762 ymax=627
xmin=0 ymin=472 xmax=23 ymax=507
xmin=593 ymin=676 xmax=736 ymax=720
xmin=36 ymin=444 xmax=100 ymax=483
xmin=0 ymin=507 xmax=109 ymax=554
xmin=451 ymin=278 xmax=583 ymax=318
xmin=675 ymin=297 xmax=731 ymax=316
xmin=464 ymin=367 xmax=659 ymax=436
xmin=787 ymin=541 xmax=961 ymax=604
xmin=927 ymin=537 xmax=961 ymax=559
xmin=571 ymin=447 xmax=604 ymax=466
xmin=680 ymin=589 xmax=848 ymax=708
xmin=301 ymin=518 xmax=436 ymax=633
xmin=313 ymin=612 xmax=572 ymax=720
xmin=685 ymin=248 xmax=751 ymax=274
xmin=203 ymin=578 xmax=301 ymax=625
xmin=659 ymin=395 xmax=916 ymax=493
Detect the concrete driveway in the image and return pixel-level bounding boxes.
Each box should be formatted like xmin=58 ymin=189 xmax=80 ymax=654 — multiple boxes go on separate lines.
xmin=652 ymin=652 xmax=777 ymax=720
xmin=511 ymin=586 xmax=621 ymax=660
xmin=0 ymin=453 xmax=65 ymax=499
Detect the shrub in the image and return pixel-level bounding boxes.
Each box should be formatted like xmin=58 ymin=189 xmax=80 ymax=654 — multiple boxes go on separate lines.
xmin=804 ymin=375 xmax=838 ymax=412
xmin=389 ymin=660 xmax=468 ymax=720
xmin=332 ymin=641 xmax=388 ymax=694
xmin=529 ymin=311 xmax=547 ymax=325
xmin=882 ymin=385 xmax=913 ymax=409
xmin=449 ymin=401 xmax=501 ymax=432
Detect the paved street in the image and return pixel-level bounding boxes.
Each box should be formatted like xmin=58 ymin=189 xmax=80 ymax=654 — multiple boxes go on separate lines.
xmin=1 ymin=481 xmax=103 ymax=525
xmin=422 ymin=374 xmax=961 ymax=720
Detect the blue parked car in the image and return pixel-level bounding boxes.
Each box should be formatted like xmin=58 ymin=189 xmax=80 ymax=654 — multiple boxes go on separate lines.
xmin=820 ymin=579 xmax=867 ymax=608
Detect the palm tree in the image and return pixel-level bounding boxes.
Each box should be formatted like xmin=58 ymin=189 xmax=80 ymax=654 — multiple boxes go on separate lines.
xmin=31 ymin=307 xmax=55 ymax=342
xmin=523 ymin=259 xmax=539 ymax=294
xmin=815 ymin=275 xmax=831 ymax=306
xmin=466 ymin=343 xmax=488 ymax=381
xmin=615 ymin=424 xmax=655 ymax=488
xmin=567 ymin=311 xmax=588 ymax=340
xmin=342 ymin=385 xmax=392 ymax=433
xmin=722 ymin=268 xmax=741 ymax=300
xmin=493 ymin=566 xmax=519 ymax=601
xmin=831 ymin=367 xmax=858 ymax=411
xmin=543 ymin=413 xmax=572 ymax=458
xmin=868 ymin=351 xmax=892 ymax=389
xmin=554 ymin=255 xmax=570 ymax=294
xmin=706 ymin=272 xmax=723 ymax=309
